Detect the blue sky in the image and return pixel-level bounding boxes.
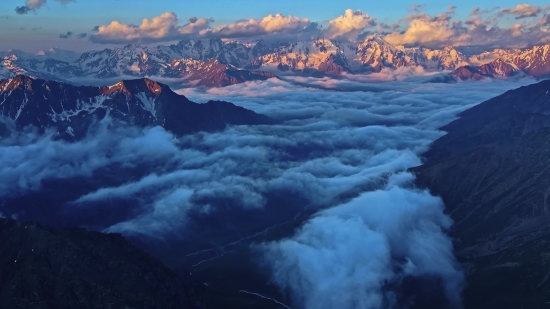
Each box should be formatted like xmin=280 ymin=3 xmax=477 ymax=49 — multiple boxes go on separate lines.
xmin=0 ymin=0 xmax=549 ymax=52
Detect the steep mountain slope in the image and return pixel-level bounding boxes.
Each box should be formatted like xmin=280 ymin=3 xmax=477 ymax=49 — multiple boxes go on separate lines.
xmin=0 ymin=75 xmax=273 ymax=139
xmin=248 ymin=39 xmax=352 ymax=75
xmin=355 ymin=36 xmax=418 ymax=72
xmin=0 ymin=217 xmax=206 ymax=309
xmin=412 ymin=80 xmax=550 ymax=308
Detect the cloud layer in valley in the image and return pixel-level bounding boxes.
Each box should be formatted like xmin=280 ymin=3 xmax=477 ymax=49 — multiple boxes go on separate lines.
xmin=261 ymin=173 xmax=463 ymax=309
xmin=0 ymin=76 xmax=537 ymax=307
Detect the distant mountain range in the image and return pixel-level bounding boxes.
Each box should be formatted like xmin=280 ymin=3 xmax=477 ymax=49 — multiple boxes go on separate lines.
xmin=0 ymin=47 xmax=82 ymax=62
xmin=0 ymin=75 xmax=273 ymax=139
xmin=2 ymin=37 xmax=550 ymax=87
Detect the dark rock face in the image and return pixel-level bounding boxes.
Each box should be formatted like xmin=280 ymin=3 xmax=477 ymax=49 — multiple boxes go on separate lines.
xmin=0 ymin=75 xmax=274 ymax=140
xmin=412 ymin=79 xmax=550 ymax=308
xmin=452 ymin=66 xmax=493 ymax=80
xmin=317 ymin=54 xmax=352 ymax=76
xmin=0 ymin=218 xmax=205 ymax=309
xmin=449 ymin=59 xmax=521 ymax=81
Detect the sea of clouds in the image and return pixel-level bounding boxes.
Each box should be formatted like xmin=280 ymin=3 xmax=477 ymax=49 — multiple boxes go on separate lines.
xmin=0 ymin=75 xmax=537 ymax=308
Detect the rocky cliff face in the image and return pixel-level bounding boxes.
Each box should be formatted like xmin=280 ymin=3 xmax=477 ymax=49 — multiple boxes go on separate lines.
xmin=0 ymin=217 xmax=206 ymax=309
xmin=412 ymin=79 xmax=550 ymax=308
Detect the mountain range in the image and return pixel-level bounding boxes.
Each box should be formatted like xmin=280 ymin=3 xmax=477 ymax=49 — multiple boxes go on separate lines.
xmin=0 ymin=75 xmax=273 ymax=139
xmin=2 ymin=37 xmax=550 ymax=87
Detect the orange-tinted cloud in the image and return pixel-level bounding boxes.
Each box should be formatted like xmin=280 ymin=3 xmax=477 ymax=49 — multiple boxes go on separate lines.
xmin=88 ymin=5 xmax=550 ymax=48
xmin=91 ymin=12 xmax=320 ymax=43
xmin=323 ymin=9 xmax=377 ymax=40
xmin=90 ymin=13 xmax=212 ymax=44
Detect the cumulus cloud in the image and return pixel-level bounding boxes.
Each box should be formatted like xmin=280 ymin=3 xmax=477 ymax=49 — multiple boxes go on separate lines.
xmin=15 ymin=0 xmax=73 ymax=15
xmin=90 ymin=12 xmax=213 ymax=44
xmin=323 ymin=9 xmax=377 ymax=40
xmin=76 ymin=33 xmax=87 ymax=39
xmin=90 ymin=12 xmax=321 ymax=43
xmin=383 ymin=5 xmax=550 ymax=48
xmin=200 ymin=13 xmax=319 ymax=41
xmin=383 ymin=7 xmax=468 ymax=47
xmin=86 ymin=5 xmax=550 ymax=47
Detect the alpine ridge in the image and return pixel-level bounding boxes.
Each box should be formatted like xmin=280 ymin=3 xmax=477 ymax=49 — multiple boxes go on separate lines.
xmin=413 ymin=79 xmax=550 ymax=309
xmin=0 ymin=75 xmax=273 ymax=139
xmin=3 ymin=37 xmax=550 ymax=85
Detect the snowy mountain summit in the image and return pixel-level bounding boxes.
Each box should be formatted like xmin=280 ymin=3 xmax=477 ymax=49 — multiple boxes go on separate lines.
xmin=2 ymin=37 xmax=549 ymax=86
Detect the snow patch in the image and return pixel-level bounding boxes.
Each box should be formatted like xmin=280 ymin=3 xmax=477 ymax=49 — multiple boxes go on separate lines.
xmin=135 ymin=92 xmax=156 ymax=117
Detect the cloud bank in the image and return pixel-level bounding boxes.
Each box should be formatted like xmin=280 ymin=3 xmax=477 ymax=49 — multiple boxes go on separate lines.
xmin=261 ymin=173 xmax=463 ymax=309
xmin=0 ymin=76 xmax=538 ymax=307
xmin=82 ymin=4 xmax=550 ymax=48
xmin=179 ymin=77 xmax=536 ymax=308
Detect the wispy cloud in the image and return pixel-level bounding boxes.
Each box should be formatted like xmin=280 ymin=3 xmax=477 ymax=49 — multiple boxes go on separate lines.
xmin=59 ymin=31 xmax=73 ymax=39
xmin=15 ymin=0 xmax=74 ymax=15
xmin=499 ymin=3 xmax=542 ymax=19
